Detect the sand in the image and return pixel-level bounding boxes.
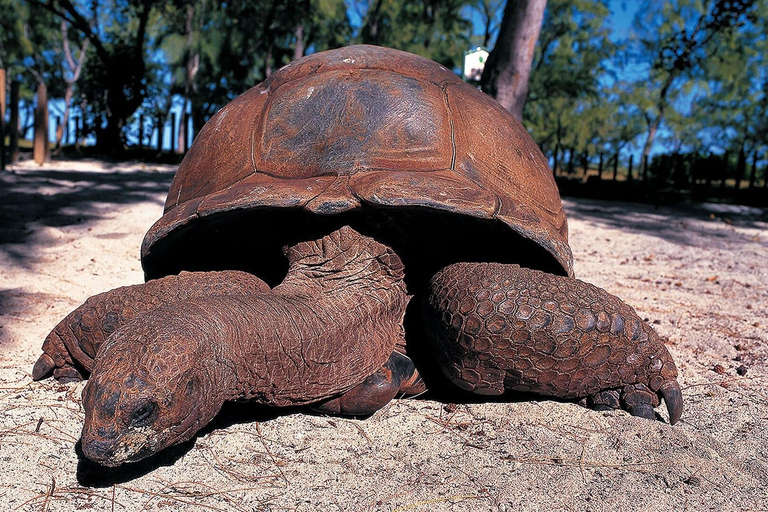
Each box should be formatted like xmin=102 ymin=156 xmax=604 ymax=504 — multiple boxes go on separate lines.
xmin=1 ymin=158 xmax=766 ymax=511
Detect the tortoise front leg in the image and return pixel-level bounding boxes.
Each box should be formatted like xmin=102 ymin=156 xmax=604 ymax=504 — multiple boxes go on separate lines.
xmin=33 ymin=270 xmax=269 ymax=382
xmin=424 ymin=263 xmax=683 ymax=425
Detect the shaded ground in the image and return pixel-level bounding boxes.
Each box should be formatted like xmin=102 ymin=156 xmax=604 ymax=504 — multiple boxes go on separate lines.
xmin=1 ymin=159 xmax=767 ymax=511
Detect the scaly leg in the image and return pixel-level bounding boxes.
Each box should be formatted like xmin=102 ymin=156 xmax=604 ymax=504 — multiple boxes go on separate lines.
xmin=425 ymin=263 xmax=683 ymax=425
xmin=33 ymin=270 xmax=269 ymax=382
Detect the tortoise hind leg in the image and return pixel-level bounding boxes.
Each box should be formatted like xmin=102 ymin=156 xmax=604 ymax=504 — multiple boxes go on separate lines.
xmin=311 ymin=351 xmax=425 ymax=416
xmin=425 ymin=262 xmax=683 ymax=425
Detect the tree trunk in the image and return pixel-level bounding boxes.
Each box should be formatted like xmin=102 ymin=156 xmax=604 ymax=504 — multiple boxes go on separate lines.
xmin=0 ymin=68 xmax=5 ymax=171
xmin=478 ymin=0 xmax=500 ymax=48
xmin=9 ymin=80 xmax=19 ymax=163
xmin=179 ymin=4 xmax=198 ymax=153
xmin=639 ymin=73 xmax=674 ymax=169
xmin=138 ymin=115 xmax=144 ymax=148
xmin=56 ymin=21 xmax=89 ymax=153
xmin=76 ymin=99 xmax=87 ymax=151
xmin=735 ymin=144 xmax=746 ymax=189
xmin=262 ymin=1 xmax=280 ymax=78
xmin=294 ymin=22 xmax=305 ymax=60
xmin=720 ymin=151 xmax=729 ymax=190
xmin=361 ymin=0 xmax=385 ymax=44
xmin=156 ymin=114 xmax=163 ymax=152
xmin=552 ymin=143 xmax=559 ymax=175
xmin=34 ymin=83 xmax=49 ymax=165
xmin=598 ymin=152 xmax=603 ymax=179
xmin=80 ymin=0 xmax=152 ymax=153
xmin=178 ymin=102 xmax=188 ymax=154
xmin=480 ymin=0 xmax=547 ymax=121
xmin=171 ymin=112 xmax=178 ymax=154
xmin=642 ymin=155 xmax=649 ymax=184
xmin=191 ymin=105 xmax=206 ymax=150
xmin=55 ymin=86 xmax=74 ymax=152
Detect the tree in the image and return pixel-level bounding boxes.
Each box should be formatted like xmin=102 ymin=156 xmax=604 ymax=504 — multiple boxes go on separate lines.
xmin=630 ymin=0 xmax=756 ymax=168
xmin=468 ymin=0 xmax=504 ymax=48
xmin=32 ymin=0 xmax=159 ymax=152
xmin=524 ymin=0 xmax=616 ymax=166
xmin=55 ymin=20 xmax=89 ymax=151
xmin=354 ymin=0 xmax=472 ymax=69
xmin=480 ymin=0 xmax=547 ymax=121
xmin=697 ymin=0 xmax=768 ymax=187
xmin=146 ymin=0 xmax=350 ymax=154
xmin=1 ymin=1 xmax=64 ymax=93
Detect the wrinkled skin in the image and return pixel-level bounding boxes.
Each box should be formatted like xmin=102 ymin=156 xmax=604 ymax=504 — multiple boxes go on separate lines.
xmin=80 ymin=317 xmax=227 ymax=465
xmin=35 ymin=228 xmax=682 ymax=467
xmin=33 ymin=270 xmax=269 ymax=382
xmin=76 ymin=227 xmax=413 ymax=466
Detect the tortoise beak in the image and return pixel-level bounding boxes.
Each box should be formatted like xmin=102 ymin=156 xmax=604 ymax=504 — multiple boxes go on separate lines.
xmin=81 ymin=435 xmax=122 ymax=467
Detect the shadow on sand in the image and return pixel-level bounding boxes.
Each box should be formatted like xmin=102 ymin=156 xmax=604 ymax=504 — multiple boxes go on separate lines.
xmin=0 ymin=160 xmax=174 ymax=257
xmin=563 ymin=197 xmax=767 ymax=248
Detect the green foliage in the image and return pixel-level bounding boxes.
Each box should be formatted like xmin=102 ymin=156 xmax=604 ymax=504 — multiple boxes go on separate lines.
xmin=524 ymin=0 xmax=618 ymax=164
xmin=627 ymin=0 xmax=758 ymax=162
xmin=0 ymin=0 xmax=64 ymax=99
xmin=149 ymin=0 xmax=350 ymax=121
xmin=3 ymin=0 xmax=767 ymax=172
xmin=353 ymin=0 xmax=472 ymax=69
xmin=696 ymin=0 xmax=768 ymax=156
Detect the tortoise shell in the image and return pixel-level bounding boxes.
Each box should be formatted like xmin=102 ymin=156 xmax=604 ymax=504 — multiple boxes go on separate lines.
xmin=141 ymin=45 xmax=573 ymax=289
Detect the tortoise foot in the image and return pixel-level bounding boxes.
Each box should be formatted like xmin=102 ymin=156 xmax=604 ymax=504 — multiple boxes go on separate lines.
xmin=311 ymin=351 xmax=422 ymax=416
xmin=586 ymin=381 xmax=682 ymax=424
xmin=585 ymin=389 xmax=621 ymax=412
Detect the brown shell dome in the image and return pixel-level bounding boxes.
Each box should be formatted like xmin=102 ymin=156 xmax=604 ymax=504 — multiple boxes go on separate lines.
xmin=141 ymin=45 xmax=573 ymax=289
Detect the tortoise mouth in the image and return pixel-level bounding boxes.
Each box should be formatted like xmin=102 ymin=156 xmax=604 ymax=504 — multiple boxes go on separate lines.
xmin=140 ymin=205 xmax=567 ymax=294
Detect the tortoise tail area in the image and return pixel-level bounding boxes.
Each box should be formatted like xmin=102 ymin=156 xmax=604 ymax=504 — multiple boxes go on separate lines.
xmin=33 ymin=270 xmax=269 ymax=382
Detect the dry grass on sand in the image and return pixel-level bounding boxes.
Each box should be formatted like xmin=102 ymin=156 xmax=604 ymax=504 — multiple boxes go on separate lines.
xmin=1 ymin=158 xmax=767 ymax=511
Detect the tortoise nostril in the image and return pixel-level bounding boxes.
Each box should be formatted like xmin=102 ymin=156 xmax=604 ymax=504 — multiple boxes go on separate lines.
xmin=96 ymin=426 xmax=118 ymax=439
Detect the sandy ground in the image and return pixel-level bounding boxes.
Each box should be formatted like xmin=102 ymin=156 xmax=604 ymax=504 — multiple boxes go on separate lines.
xmin=1 ymin=158 xmax=766 ymax=511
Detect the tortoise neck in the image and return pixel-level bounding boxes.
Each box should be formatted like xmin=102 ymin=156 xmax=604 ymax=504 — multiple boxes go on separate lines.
xmin=276 ymin=225 xmax=407 ymax=297
xmin=214 ymin=226 xmax=409 ymax=405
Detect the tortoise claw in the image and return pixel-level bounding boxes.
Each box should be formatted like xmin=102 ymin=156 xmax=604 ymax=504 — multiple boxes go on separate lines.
xmin=627 ymin=403 xmax=656 ymax=421
xmin=32 ymin=352 xmax=85 ymax=383
xmin=588 ymin=389 xmax=621 ymax=411
xmin=585 ymin=381 xmax=682 ymax=425
xmin=311 ymin=351 xmax=420 ymax=416
xmin=53 ymin=365 xmax=85 ymax=383
xmin=660 ymin=380 xmax=683 ymax=425
xmin=32 ymin=353 xmax=56 ymax=381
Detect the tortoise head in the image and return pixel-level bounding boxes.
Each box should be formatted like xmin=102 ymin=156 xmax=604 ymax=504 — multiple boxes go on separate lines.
xmin=80 ymin=307 xmax=227 ymax=467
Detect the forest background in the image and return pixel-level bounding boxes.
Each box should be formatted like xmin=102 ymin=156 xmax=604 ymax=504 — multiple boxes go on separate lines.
xmin=1 ymin=0 xmax=767 ymax=202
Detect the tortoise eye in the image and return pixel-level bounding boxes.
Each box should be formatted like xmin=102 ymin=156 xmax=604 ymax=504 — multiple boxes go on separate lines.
xmin=130 ymin=402 xmax=155 ymax=426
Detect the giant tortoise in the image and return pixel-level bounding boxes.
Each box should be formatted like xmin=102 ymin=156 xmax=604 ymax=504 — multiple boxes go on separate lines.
xmin=33 ymin=45 xmax=682 ymax=467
